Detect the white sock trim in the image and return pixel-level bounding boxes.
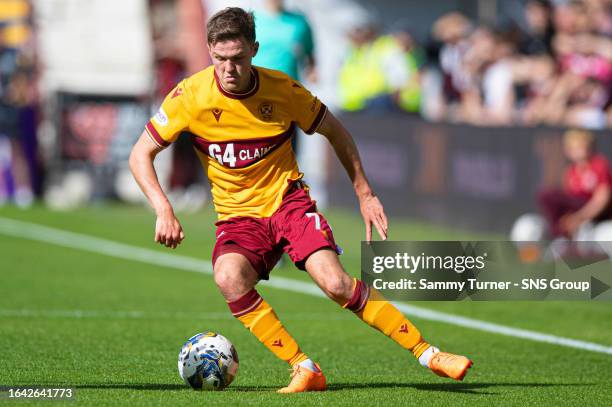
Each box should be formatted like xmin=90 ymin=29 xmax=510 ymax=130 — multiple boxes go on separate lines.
xmin=298 ymin=358 xmax=320 ymax=373
xmin=418 ymin=346 xmax=440 ymax=368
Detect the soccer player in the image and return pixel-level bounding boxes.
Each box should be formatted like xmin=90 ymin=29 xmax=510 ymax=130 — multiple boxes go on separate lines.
xmin=130 ymin=7 xmax=472 ymax=393
xmin=539 ymin=129 xmax=612 ymax=237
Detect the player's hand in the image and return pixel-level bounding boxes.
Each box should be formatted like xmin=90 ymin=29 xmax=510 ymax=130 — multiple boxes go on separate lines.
xmin=359 ymin=194 xmax=388 ymax=242
xmin=155 ymin=211 xmax=185 ymax=249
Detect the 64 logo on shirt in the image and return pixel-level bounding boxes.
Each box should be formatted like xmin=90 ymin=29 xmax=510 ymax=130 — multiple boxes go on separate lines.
xmin=207 ymin=142 xmax=275 ymax=168
xmin=191 ymin=128 xmax=293 ymax=169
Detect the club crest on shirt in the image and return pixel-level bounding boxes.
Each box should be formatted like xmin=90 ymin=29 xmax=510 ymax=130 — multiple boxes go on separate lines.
xmin=258 ymin=102 xmax=274 ymax=121
xmin=153 ymin=107 xmax=168 ymax=127
xmin=212 ymin=108 xmax=223 ymax=122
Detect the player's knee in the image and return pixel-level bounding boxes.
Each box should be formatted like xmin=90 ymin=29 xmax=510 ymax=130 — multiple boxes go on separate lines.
xmin=213 ymin=268 xmax=231 ymax=292
xmin=213 ymin=255 xmax=257 ymax=301
xmin=322 ymin=273 xmax=353 ymax=304
xmin=213 ymin=259 xmax=241 ymax=292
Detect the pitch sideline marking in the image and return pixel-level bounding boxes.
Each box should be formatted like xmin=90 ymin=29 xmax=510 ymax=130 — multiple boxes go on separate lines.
xmin=0 ymin=216 xmax=610 ymax=356
xmin=0 ymin=308 xmax=351 ymax=321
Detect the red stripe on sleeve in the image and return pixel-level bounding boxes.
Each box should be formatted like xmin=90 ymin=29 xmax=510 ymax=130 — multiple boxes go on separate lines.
xmin=145 ymin=121 xmax=170 ymax=147
xmin=305 ymin=103 xmax=328 ymax=135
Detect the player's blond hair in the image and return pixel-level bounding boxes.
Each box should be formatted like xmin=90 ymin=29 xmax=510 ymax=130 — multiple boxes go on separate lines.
xmin=563 ymin=129 xmax=595 ymax=148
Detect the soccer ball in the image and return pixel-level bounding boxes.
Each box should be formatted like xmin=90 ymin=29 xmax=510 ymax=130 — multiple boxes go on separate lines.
xmin=510 ymin=213 xmax=546 ymax=242
xmin=178 ymin=332 xmax=239 ymax=390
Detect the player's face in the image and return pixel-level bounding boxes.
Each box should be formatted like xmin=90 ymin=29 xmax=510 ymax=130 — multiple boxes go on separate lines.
xmin=564 ymin=139 xmax=591 ymax=163
xmin=209 ymin=37 xmax=258 ymax=93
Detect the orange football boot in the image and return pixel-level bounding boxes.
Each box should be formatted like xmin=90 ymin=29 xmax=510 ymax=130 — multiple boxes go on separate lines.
xmin=277 ymin=363 xmax=327 ymax=393
xmin=428 ymin=352 xmax=473 ymax=381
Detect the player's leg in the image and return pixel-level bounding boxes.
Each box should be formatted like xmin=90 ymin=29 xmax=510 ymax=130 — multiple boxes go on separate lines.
xmin=276 ymin=183 xmax=470 ymax=381
xmin=304 ymin=248 xmax=472 ymax=381
xmin=274 ymin=184 xmax=469 ymax=380
xmin=304 ymin=249 xmax=431 ymax=358
xmin=214 ymin=251 xmax=309 ymax=365
xmin=213 ymin=247 xmax=325 ymax=392
xmin=538 ymin=189 xmax=588 ymax=237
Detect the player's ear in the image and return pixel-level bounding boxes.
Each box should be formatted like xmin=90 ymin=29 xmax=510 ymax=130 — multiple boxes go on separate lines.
xmin=252 ymin=41 xmax=259 ymax=57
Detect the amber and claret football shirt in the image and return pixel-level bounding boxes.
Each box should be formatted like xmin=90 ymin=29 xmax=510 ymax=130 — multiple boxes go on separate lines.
xmin=145 ymin=66 xmax=328 ymax=220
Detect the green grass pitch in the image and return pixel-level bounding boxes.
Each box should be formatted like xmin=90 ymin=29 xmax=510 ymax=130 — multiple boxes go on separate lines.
xmin=0 ymin=204 xmax=611 ymax=406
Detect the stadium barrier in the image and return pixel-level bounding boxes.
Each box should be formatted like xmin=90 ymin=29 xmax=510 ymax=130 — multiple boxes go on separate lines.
xmin=330 ymin=113 xmax=612 ymax=234
xmin=54 ymin=92 xmax=149 ymax=199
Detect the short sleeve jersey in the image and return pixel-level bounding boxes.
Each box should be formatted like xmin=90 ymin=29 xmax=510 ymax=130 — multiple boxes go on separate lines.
xmin=145 ymin=66 xmax=327 ymax=220
xmin=564 ymin=154 xmax=612 ymax=200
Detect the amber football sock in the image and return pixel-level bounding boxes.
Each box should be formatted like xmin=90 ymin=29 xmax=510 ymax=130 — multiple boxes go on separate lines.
xmin=228 ymin=289 xmax=308 ymax=366
xmin=343 ymin=278 xmax=431 ymax=359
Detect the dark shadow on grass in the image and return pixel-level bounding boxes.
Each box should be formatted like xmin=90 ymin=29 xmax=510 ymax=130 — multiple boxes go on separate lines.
xmin=72 ymin=381 xmax=594 ymax=395
xmin=75 ymin=383 xmax=279 ymax=392
xmin=76 ymin=384 xmax=186 ymax=391
xmin=327 ymin=382 xmax=593 ymax=395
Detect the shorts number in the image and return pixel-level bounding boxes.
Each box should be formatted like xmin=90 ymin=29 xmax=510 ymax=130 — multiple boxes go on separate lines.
xmin=306 ymin=213 xmax=321 ymax=230
xmin=209 ymin=143 xmax=237 ymax=167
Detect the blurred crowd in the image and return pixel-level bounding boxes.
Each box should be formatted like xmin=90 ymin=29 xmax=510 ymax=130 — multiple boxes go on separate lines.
xmin=339 ymin=0 xmax=612 ymax=129
xmin=0 ymin=0 xmax=37 ymax=207
xmin=1 ymin=0 xmax=611 ymax=210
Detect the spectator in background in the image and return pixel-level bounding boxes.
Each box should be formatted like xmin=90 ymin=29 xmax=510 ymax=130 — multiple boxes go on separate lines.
xmin=458 ymin=26 xmax=507 ymax=124
xmin=519 ymin=0 xmax=555 ymax=55
xmin=440 ymin=25 xmax=518 ymax=125
xmin=480 ymin=31 xmax=518 ymax=124
xmin=432 ymin=12 xmax=472 ymax=116
xmin=552 ymin=0 xmax=587 ymax=36
xmin=586 ymin=0 xmax=612 ymax=36
xmin=528 ymin=0 xmax=611 ymax=129
xmin=518 ymin=53 xmax=559 ymax=123
xmin=253 ymin=0 xmax=316 ymax=83
xmin=338 ymin=21 xmax=418 ymax=113
xmin=558 ymin=32 xmax=611 ymax=129
xmin=521 ymin=29 xmax=611 ymax=129
xmin=0 ymin=0 xmax=35 ymax=208
xmin=421 ymin=1 xmax=612 ymax=129
xmin=253 ymin=0 xmax=316 ymax=155
xmin=393 ymin=29 xmax=423 ymax=113
xmin=538 ymin=129 xmax=612 ymax=238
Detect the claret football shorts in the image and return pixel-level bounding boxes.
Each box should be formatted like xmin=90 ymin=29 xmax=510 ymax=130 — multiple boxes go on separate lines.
xmin=212 ymin=181 xmax=341 ymax=279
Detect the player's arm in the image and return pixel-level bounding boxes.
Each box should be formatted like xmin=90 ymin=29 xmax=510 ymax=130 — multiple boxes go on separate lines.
xmin=562 ymin=185 xmax=611 ymax=235
xmin=575 ymin=185 xmax=611 ymax=221
xmin=129 ymin=132 xmax=184 ymax=249
xmin=317 ymin=111 xmax=388 ymax=241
